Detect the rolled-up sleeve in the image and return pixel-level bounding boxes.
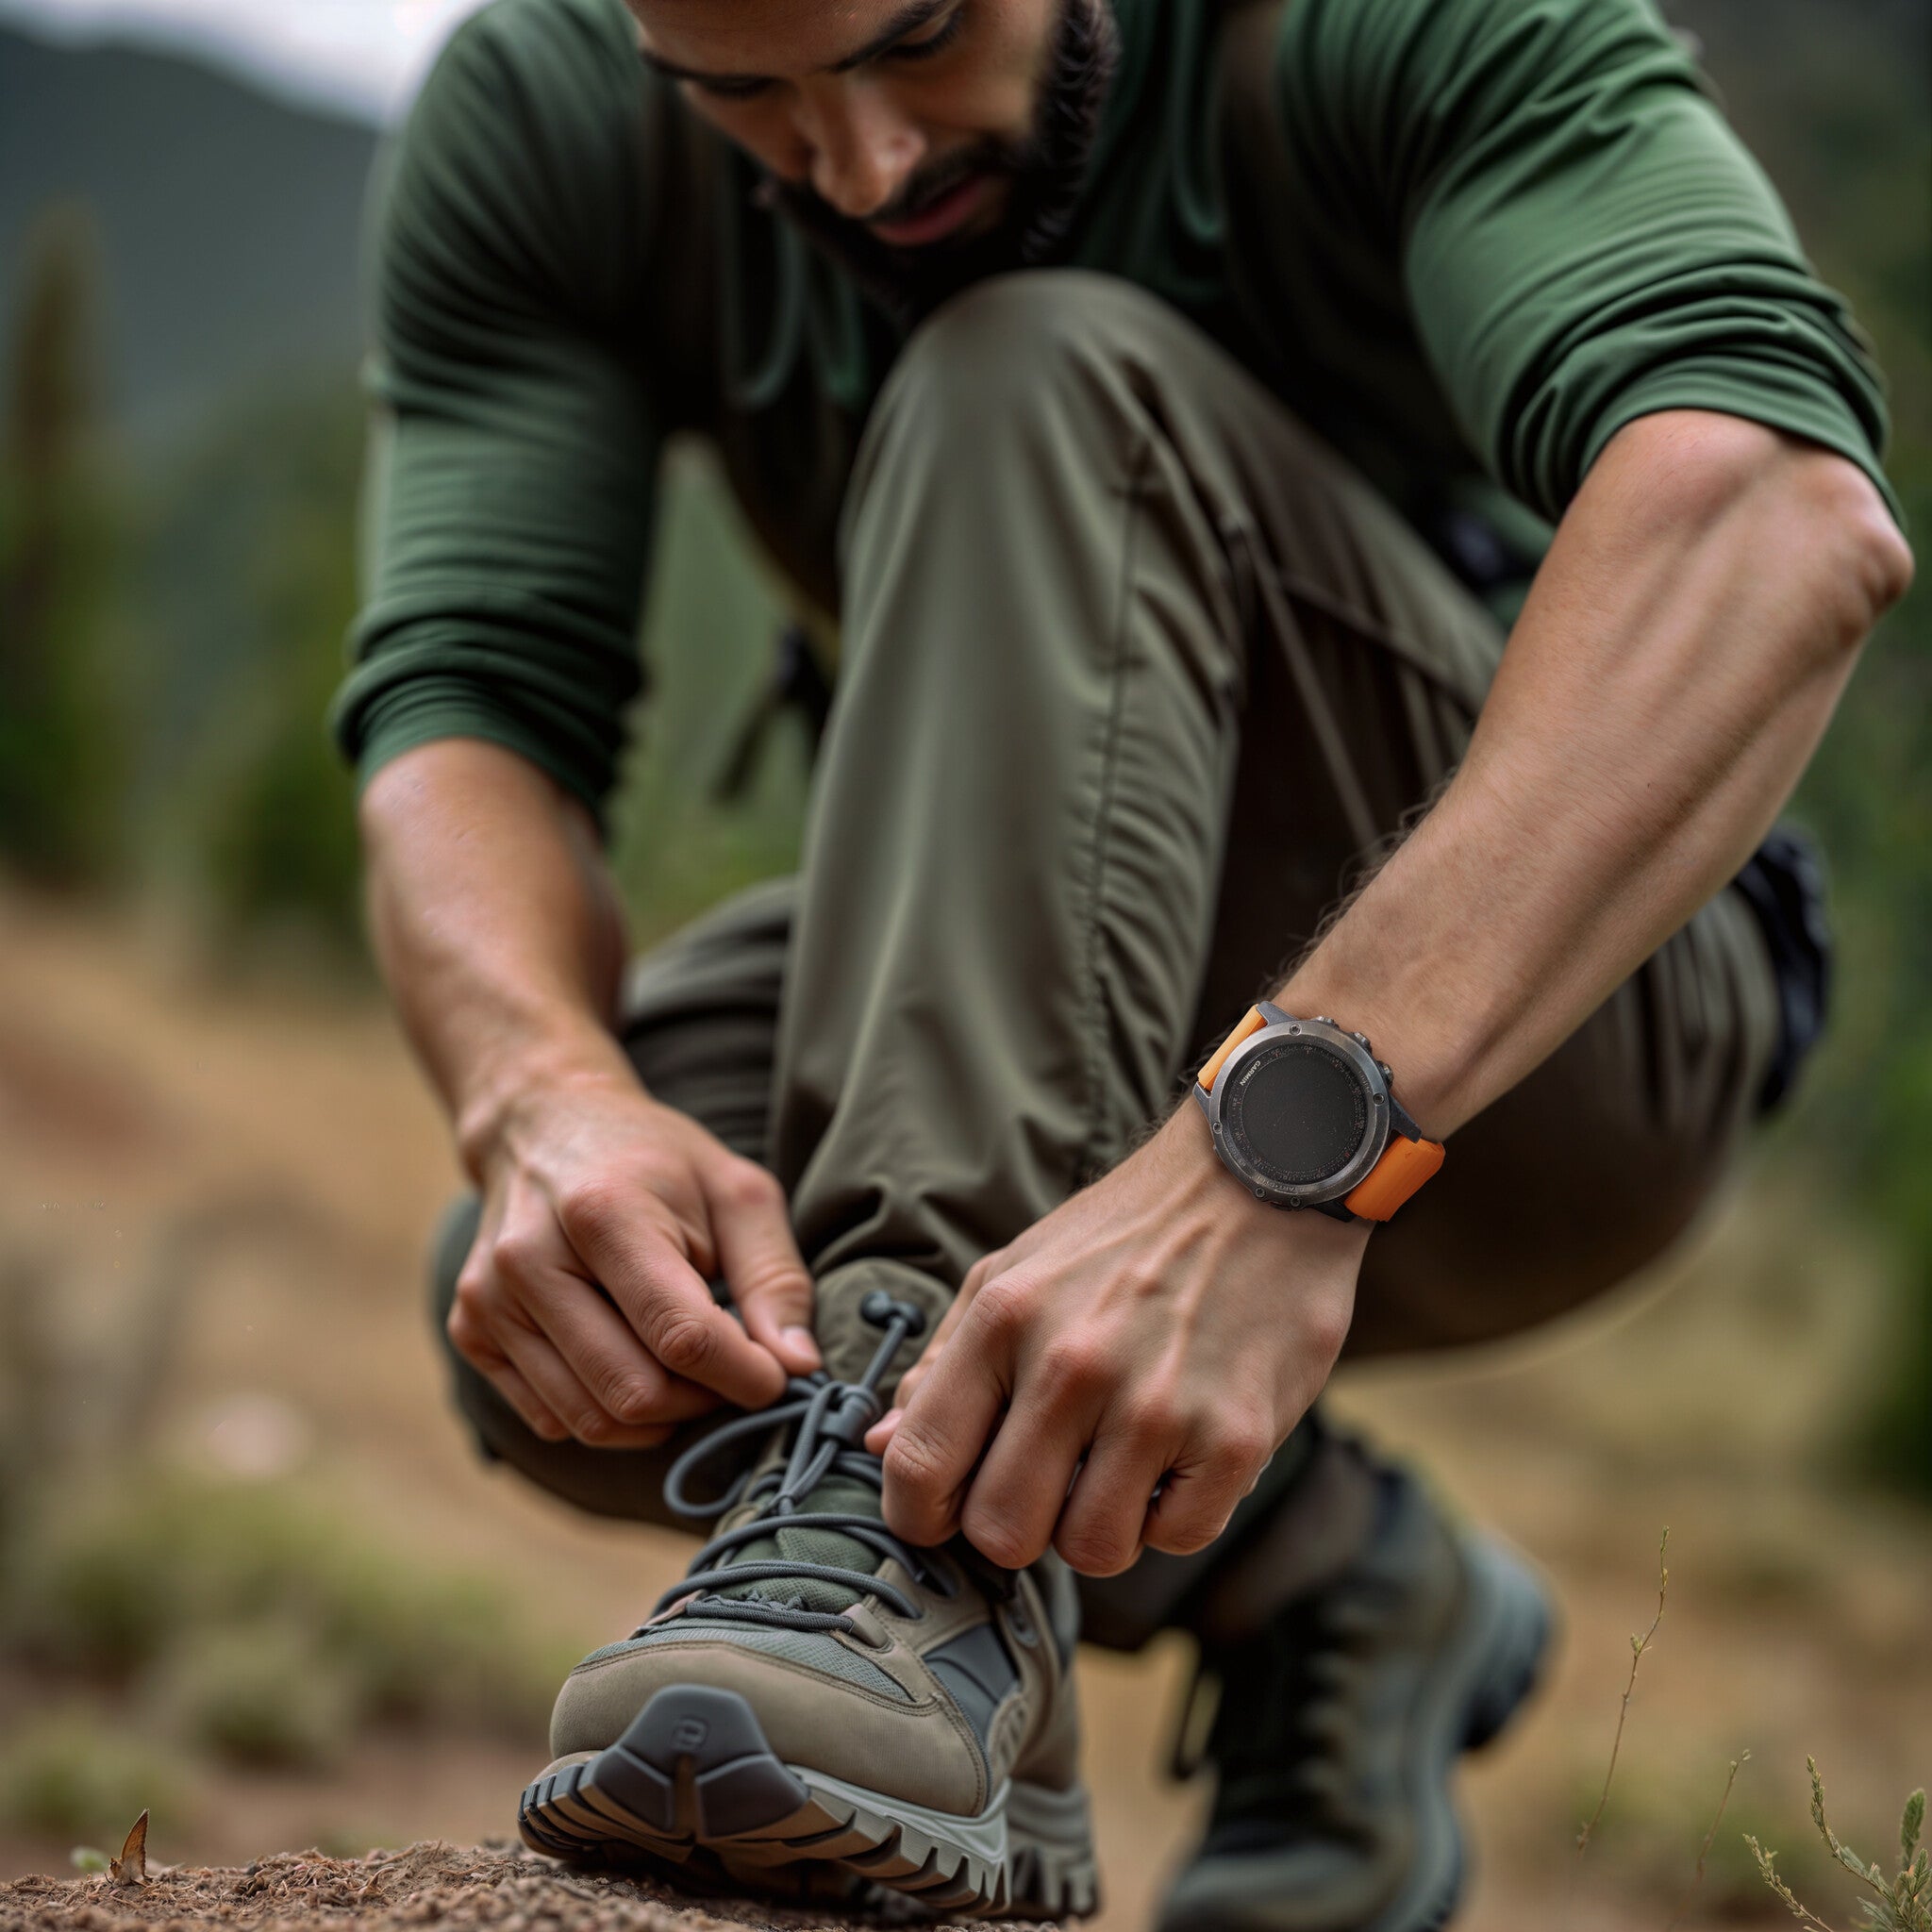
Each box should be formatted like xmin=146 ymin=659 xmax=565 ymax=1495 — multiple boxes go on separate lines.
xmin=330 ymin=0 xmax=661 ymax=821
xmin=1276 ymin=0 xmax=1896 ymax=527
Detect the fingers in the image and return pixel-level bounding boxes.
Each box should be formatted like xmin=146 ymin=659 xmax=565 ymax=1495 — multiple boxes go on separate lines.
xmin=702 ymin=1155 xmax=820 ymax=1378
xmin=560 ymin=1181 xmax=789 ymax=1411
xmin=523 ymin=1268 xmax=723 ymax=1429
xmin=1140 ymin=1409 xmax=1274 ymax=1557
xmin=495 ymin=1315 xmax=677 ymax=1449
xmin=1052 ymin=1426 xmax=1174 ymax=1576
xmin=879 ymin=1272 xmax=1022 ymax=1546
xmin=457 ymin=1176 xmax=720 ymax=1442
xmin=956 ymin=1378 xmax=1096 ymax=1571
xmin=866 ymin=1256 xmax=989 ymax=1454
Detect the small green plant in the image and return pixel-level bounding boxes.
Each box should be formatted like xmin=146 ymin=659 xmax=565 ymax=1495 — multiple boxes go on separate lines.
xmin=1748 ymin=1761 xmax=1929 ymax=1931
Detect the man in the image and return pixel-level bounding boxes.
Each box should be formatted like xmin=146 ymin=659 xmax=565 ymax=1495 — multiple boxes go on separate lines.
xmin=334 ymin=0 xmax=1910 ymax=1923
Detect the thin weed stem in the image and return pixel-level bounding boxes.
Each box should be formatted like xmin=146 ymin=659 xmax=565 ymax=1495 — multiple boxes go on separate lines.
xmin=1577 ymin=1527 xmax=1670 ymax=1862
xmin=1665 ymin=1750 xmax=1749 ymax=1931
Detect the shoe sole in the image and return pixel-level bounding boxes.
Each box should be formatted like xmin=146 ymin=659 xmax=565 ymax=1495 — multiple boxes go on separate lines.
xmin=517 ymin=1682 xmax=1099 ymax=1919
xmin=1361 ymin=1534 xmax=1556 ymax=1932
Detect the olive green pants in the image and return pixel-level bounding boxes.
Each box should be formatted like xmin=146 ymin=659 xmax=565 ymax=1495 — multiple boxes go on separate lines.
xmin=434 ymin=272 xmax=1779 ymax=1646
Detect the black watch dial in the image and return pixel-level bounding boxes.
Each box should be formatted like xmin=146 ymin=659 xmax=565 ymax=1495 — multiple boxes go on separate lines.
xmin=1223 ymin=1039 xmax=1373 ymax=1190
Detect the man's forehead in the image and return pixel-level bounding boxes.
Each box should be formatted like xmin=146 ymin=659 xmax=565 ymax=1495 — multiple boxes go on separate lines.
xmin=628 ymin=0 xmax=927 ymax=79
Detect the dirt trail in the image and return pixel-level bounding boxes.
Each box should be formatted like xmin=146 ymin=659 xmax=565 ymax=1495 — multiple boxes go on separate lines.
xmin=0 ymin=1841 xmax=1046 ymax=1932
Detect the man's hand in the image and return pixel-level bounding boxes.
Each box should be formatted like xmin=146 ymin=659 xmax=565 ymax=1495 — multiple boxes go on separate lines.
xmin=358 ymin=741 xmax=822 ymax=1452
xmin=451 ymin=1064 xmax=821 ymax=1446
xmin=865 ymin=1109 xmax=1367 ymax=1575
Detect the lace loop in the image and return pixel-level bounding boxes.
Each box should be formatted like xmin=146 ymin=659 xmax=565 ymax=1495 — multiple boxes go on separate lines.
xmin=643 ymin=1296 xmax=939 ymax=1635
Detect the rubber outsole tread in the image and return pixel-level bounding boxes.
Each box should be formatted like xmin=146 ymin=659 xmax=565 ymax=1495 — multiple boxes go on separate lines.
xmin=518 ymin=1685 xmax=1097 ymax=1919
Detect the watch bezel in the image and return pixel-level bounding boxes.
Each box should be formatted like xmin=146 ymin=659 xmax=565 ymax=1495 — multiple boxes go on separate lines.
xmin=1200 ymin=1011 xmax=1392 ymax=1208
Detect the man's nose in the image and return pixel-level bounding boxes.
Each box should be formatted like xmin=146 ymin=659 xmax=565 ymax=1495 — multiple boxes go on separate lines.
xmin=801 ymin=83 xmax=924 ymax=219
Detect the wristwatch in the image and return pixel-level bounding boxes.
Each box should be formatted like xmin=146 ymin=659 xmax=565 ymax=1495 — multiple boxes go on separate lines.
xmin=1193 ymin=1004 xmax=1444 ymax=1221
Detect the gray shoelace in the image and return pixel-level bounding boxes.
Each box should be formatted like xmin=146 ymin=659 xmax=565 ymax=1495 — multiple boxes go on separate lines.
xmin=645 ymin=1293 xmax=957 ymax=1636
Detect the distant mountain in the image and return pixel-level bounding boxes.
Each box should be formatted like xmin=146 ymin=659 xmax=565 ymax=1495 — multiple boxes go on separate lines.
xmin=1 ymin=25 xmax=378 ymax=441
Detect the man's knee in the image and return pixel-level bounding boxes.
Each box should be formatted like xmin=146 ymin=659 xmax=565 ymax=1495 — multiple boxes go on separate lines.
xmin=857 ymin=269 xmax=1182 ymax=482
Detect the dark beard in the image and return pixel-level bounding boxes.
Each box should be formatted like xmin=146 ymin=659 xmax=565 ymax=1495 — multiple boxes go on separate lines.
xmin=768 ymin=0 xmax=1120 ymax=327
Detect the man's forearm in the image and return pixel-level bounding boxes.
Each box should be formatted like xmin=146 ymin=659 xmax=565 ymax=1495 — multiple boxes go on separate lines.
xmin=358 ymin=738 xmax=635 ymax=1177
xmin=1276 ymin=410 xmax=1912 ymax=1141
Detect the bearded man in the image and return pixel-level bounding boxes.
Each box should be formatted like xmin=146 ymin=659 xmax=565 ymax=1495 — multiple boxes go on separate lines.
xmin=334 ymin=0 xmax=1910 ymax=1923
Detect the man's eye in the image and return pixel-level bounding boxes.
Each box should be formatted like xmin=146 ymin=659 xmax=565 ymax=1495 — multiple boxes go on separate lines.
xmin=886 ymin=8 xmax=966 ymax=61
xmin=690 ymin=75 xmax=774 ymax=101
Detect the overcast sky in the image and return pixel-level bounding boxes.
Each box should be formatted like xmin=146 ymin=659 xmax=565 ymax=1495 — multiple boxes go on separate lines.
xmin=0 ymin=0 xmax=490 ymax=119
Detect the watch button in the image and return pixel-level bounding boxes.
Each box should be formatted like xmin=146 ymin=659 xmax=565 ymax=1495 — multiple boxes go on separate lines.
xmin=1377 ymin=1062 xmax=1392 ymax=1082
xmin=1351 ymin=1031 xmax=1372 ymax=1048
xmin=1312 ymin=1015 xmax=1335 ymax=1027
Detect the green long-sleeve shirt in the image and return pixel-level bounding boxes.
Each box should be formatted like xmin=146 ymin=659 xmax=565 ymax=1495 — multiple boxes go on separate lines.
xmin=333 ymin=0 xmax=1893 ymax=818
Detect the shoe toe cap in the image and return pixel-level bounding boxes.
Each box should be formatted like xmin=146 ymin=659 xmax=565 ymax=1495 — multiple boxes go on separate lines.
xmin=549 ymin=1626 xmax=990 ymax=1816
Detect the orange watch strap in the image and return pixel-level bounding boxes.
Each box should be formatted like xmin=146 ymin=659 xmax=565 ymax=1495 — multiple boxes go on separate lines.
xmin=1200 ymin=1007 xmax=1445 ymax=1221
xmin=1343 ymin=1133 xmax=1445 ymax=1222
xmin=1197 ymin=1006 xmax=1268 ymax=1093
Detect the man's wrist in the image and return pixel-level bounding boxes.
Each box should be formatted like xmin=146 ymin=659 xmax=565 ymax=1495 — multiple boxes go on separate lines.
xmin=453 ymin=1012 xmax=643 ymax=1180
xmin=1159 ymin=1099 xmax=1374 ymax=1251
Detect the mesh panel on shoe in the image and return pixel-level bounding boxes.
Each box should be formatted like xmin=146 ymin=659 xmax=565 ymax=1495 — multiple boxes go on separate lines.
xmin=583 ymin=1621 xmax=912 ymax=1699
xmin=717 ymin=1471 xmax=888 ymax=1615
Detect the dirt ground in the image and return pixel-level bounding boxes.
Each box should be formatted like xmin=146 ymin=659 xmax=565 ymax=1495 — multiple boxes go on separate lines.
xmin=0 ymin=1841 xmax=1052 ymax=1932
xmin=2 ymin=885 xmax=1926 ymax=1932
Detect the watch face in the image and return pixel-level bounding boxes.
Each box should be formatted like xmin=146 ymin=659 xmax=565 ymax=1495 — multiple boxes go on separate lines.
xmin=1224 ymin=1039 xmax=1374 ymax=1190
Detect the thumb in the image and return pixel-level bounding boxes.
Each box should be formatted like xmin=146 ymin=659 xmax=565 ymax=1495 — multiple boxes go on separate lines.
xmin=708 ymin=1165 xmax=821 ymax=1378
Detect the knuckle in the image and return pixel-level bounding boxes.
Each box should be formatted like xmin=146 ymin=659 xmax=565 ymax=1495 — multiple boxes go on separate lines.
xmin=1038 ymin=1338 xmax=1108 ymax=1402
xmin=1056 ymin=1524 xmax=1135 ymax=1576
xmin=970 ymin=1272 xmax=1039 ymax=1344
xmin=1122 ymin=1382 xmax=1185 ymax=1446
xmin=601 ymin=1371 xmax=664 ymax=1424
xmin=558 ymin=1177 xmax=624 ymax=1241
xmin=1154 ymin=1515 xmax=1220 ymax=1557
xmin=726 ymin=1160 xmax=785 ymax=1211
xmin=650 ymin=1311 xmax=719 ymax=1378
xmin=446 ymin=1307 xmax=488 ymax=1363
xmin=574 ymin=1408 xmax=620 ymax=1446
xmin=960 ymin=1504 xmax=1035 ymax=1571
xmin=1210 ymin=1414 xmax=1274 ymax=1474
xmin=489 ymin=1230 xmax=541 ymax=1288
xmin=961 ymin=1249 xmax=1004 ymax=1300
xmin=882 ymin=1427 xmax=944 ymax=1501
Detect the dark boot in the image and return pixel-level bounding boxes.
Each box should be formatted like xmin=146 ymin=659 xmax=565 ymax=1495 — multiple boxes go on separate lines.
xmin=1159 ymin=1433 xmax=1553 ymax=1932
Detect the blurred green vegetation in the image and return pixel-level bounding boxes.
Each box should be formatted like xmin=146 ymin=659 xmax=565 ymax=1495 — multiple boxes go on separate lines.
xmin=6 ymin=1474 xmax=574 ymax=1740
xmin=0 ymin=1473 xmax=580 ymax=1833
xmin=1693 ymin=0 xmax=1932 ymax=1486
xmin=0 ymin=0 xmax=1925 ymax=1483
xmin=0 ymin=1709 xmax=192 ymax=1844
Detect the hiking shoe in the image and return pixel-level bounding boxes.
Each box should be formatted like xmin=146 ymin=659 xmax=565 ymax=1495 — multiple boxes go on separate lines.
xmin=1158 ymin=1449 xmax=1553 ymax=1932
xmin=518 ymin=1292 xmax=1098 ymax=1918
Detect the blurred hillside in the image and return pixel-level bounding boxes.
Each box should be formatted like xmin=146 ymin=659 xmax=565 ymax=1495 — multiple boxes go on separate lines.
xmin=0 ymin=27 xmax=375 ymax=441
xmin=0 ymin=0 xmax=1928 ymax=1473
